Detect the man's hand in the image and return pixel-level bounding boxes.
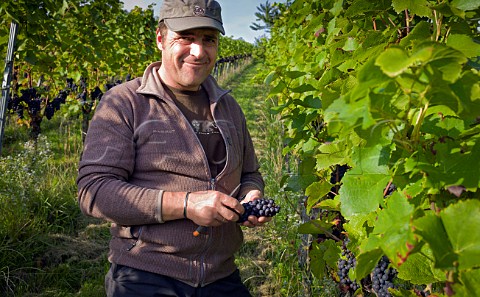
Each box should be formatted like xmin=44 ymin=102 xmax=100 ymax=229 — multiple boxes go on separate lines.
xmin=187 ymin=190 xmax=244 ymax=226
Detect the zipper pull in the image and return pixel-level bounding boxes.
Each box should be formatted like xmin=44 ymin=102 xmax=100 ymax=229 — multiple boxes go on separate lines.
xmin=210 ymin=178 xmax=216 ymax=190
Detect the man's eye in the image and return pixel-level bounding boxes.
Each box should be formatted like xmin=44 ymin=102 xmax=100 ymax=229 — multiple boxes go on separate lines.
xmin=204 ymin=38 xmax=217 ymax=46
xmin=178 ymin=37 xmax=193 ymax=44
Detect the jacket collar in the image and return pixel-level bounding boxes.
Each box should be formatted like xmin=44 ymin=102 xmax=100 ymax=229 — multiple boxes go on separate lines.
xmin=136 ymin=61 xmax=230 ymax=103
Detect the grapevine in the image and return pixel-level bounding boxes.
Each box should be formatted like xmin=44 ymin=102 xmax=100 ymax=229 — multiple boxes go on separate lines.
xmin=261 ymin=0 xmax=480 ymax=296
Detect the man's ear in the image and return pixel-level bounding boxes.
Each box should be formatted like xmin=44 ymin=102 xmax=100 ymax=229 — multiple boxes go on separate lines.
xmin=156 ymin=28 xmax=163 ymax=51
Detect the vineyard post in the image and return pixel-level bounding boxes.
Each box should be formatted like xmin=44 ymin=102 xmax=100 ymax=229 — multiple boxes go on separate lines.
xmin=0 ymin=21 xmax=19 ymax=155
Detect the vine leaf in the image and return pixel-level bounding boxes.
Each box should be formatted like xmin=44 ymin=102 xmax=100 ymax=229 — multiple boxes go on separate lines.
xmin=453 ymin=268 xmax=480 ymax=297
xmin=451 ymin=0 xmax=480 ymax=11
xmin=414 ymin=212 xmax=458 ymax=269
xmin=339 ymin=173 xmax=390 ymax=218
xmin=315 ymin=141 xmax=350 ymax=171
xmin=310 ymin=240 xmax=340 ymax=279
xmin=355 ymin=248 xmax=383 ymax=280
xmin=397 ymin=244 xmax=446 ymax=284
xmin=392 ymin=0 xmax=431 ymax=17
xmin=371 ymin=192 xmax=417 ymax=267
xmin=305 ymin=181 xmax=333 ymax=213
xmin=399 ymin=21 xmax=432 ymax=47
xmin=446 ymin=34 xmax=480 ymax=59
xmin=442 ymin=199 xmax=480 ymax=270
xmin=421 ymin=141 xmax=480 ymax=192
xmin=298 ymin=219 xmax=333 ymax=235
xmin=375 ymin=47 xmax=411 ymax=77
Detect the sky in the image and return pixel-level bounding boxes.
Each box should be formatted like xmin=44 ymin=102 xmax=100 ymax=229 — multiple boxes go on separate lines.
xmin=121 ymin=0 xmax=281 ymax=43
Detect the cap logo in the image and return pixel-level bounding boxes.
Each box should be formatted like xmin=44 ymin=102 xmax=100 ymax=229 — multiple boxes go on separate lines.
xmin=193 ymin=5 xmax=205 ymax=16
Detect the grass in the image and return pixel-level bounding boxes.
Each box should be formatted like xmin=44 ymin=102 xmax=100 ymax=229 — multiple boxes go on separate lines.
xmin=0 ymin=60 xmax=335 ymax=296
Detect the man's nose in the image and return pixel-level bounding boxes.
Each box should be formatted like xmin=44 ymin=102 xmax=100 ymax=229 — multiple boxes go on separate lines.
xmin=190 ymin=42 xmax=205 ymax=58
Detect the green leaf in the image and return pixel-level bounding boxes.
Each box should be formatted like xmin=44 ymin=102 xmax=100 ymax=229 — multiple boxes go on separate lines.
xmin=422 ymin=114 xmax=465 ymax=139
xmin=302 ymin=137 xmax=320 ymax=154
xmin=375 ymin=47 xmax=411 ymax=77
xmin=431 ymin=2 xmax=465 ymax=18
xmin=58 ymin=0 xmax=69 ymax=15
xmin=372 ymin=192 xmax=417 ymax=266
xmin=397 ymin=244 xmax=447 ymax=284
xmin=451 ymin=0 xmax=480 ymax=11
xmin=422 ymin=141 xmax=480 ymax=191
xmin=305 ymin=181 xmax=333 ymax=212
xmin=451 ymin=70 xmax=480 ymax=121
xmin=269 ymin=80 xmax=287 ymax=95
xmin=441 ymin=199 xmax=480 ymax=270
xmin=324 ymin=94 xmax=375 ymax=133
xmin=337 ymin=59 xmax=357 ymax=73
xmin=284 ymin=70 xmax=305 ymax=79
xmin=447 ymin=34 xmax=480 ymax=59
xmin=315 ymin=141 xmax=350 ymax=170
xmin=303 ymin=96 xmax=322 ymax=109
xmin=351 ymin=144 xmax=390 ymax=175
xmin=298 ymin=220 xmax=333 ymax=235
xmin=310 ymin=240 xmax=341 ymax=279
xmin=399 ymin=21 xmax=433 ymax=47
xmin=392 ymin=0 xmax=431 ymax=17
xmin=329 ymin=0 xmax=344 ymax=17
xmin=355 ymin=249 xmax=383 ymax=280
xmin=414 ymin=212 xmax=458 ymax=269
xmin=345 ymin=213 xmax=377 ymax=242
xmin=342 ymin=37 xmax=359 ymax=52
xmin=422 ymin=42 xmax=468 ymax=83
xmin=345 ymin=0 xmax=391 ymax=17
xmin=318 ymin=197 xmax=340 ymax=211
xmin=339 ymin=172 xmax=390 ymax=218
xmin=291 ymin=84 xmax=317 ymax=93
xmin=264 ymin=70 xmax=278 ymax=85
xmin=285 ymin=171 xmax=318 ymax=192
xmin=453 ymin=269 xmax=480 ymax=297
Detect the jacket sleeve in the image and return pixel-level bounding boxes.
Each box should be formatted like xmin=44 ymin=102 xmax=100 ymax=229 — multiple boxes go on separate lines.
xmin=76 ymin=86 xmax=161 ymax=226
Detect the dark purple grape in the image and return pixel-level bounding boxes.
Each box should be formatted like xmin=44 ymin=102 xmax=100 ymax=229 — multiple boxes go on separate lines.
xmin=371 ymin=256 xmax=397 ymax=297
xmin=238 ymin=198 xmax=280 ymax=223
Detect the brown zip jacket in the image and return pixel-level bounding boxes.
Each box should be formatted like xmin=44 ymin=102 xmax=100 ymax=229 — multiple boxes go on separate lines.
xmin=76 ymin=61 xmax=264 ymax=287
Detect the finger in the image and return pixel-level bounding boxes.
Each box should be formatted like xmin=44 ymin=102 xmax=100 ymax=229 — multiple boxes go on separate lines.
xmin=257 ymin=216 xmax=272 ymax=223
xmin=220 ymin=196 xmax=244 ymax=216
xmin=241 ymin=190 xmax=262 ymax=203
xmin=241 ymin=215 xmax=269 ymax=227
xmin=220 ymin=209 xmax=239 ymax=222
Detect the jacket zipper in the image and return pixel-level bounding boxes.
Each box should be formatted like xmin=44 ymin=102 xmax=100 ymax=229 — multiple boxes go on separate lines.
xmin=171 ymin=98 xmax=222 ymax=287
xmin=158 ymin=91 xmax=229 ymax=286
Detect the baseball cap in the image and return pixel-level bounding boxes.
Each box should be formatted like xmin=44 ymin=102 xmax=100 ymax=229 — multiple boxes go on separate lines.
xmin=159 ymin=0 xmax=225 ymax=35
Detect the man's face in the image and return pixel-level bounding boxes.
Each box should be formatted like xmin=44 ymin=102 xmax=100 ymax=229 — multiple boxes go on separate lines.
xmin=157 ymin=28 xmax=219 ymax=91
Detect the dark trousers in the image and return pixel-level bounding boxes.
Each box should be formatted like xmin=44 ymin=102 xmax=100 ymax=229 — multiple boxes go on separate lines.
xmin=105 ymin=263 xmax=252 ymax=297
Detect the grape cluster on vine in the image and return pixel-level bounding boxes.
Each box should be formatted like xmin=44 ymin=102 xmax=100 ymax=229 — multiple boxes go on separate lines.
xmin=372 ymin=256 xmax=397 ymax=297
xmin=337 ymin=239 xmax=360 ymax=293
xmin=237 ymin=198 xmax=280 ymax=223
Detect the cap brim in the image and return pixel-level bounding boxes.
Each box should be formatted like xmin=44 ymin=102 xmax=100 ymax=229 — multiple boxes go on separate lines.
xmin=164 ymin=17 xmax=225 ymax=35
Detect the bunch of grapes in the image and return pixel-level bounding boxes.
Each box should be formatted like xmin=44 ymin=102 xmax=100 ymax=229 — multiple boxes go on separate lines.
xmin=337 ymin=239 xmax=360 ymax=293
xmin=372 ymin=256 xmax=397 ymax=297
xmin=238 ymin=198 xmax=280 ymax=223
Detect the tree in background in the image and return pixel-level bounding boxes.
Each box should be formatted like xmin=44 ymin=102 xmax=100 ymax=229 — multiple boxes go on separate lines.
xmin=249 ymin=0 xmax=281 ymax=33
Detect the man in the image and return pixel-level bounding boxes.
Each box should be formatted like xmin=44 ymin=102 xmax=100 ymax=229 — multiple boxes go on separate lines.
xmin=76 ymin=0 xmax=268 ymax=296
